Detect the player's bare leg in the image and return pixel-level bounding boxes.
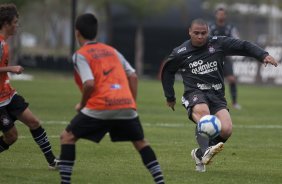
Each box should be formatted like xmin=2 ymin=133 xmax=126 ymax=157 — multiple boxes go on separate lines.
xmin=0 ymin=126 xmax=18 ymax=152
xmin=18 ymin=108 xmax=56 ymax=169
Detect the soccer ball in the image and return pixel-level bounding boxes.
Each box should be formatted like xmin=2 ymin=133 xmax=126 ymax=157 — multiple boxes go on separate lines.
xmin=197 ymin=115 xmax=221 ymax=138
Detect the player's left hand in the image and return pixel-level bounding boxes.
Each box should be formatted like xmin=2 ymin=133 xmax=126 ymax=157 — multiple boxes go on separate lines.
xmin=75 ymin=103 xmax=82 ymax=112
xmin=263 ymin=55 xmax=278 ymax=67
xmin=9 ymin=65 xmax=24 ymax=74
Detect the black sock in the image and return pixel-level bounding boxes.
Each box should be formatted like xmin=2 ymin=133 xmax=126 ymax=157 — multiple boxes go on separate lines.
xmin=209 ymin=135 xmax=228 ymax=146
xmin=195 ymin=126 xmax=209 ymax=154
xmin=230 ymin=83 xmax=237 ymax=104
xmin=0 ymin=136 xmax=10 ymax=153
xmin=139 ymin=146 xmax=165 ymax=184
xmin=30 ymin=126 xmax=55 ymax=164
xmin=59 ymin=144 xmax=75 ymax=184
xmin=196 ymin=148 xmax=203 ymax=159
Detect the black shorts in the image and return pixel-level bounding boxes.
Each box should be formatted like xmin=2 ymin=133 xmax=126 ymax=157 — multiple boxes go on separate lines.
xmin=182 ymin=90 xmax=227 ymax=123
xmin=0 ymin=94 xmax=29 ymax=132
xmin=66 ymin=112 xmax=144 ymax=143
xmin=223 ymin=57 xmax=234 ymax=77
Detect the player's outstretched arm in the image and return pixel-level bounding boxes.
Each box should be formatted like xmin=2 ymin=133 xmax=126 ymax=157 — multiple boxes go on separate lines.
xmin=0 ymin=65 xmax=24 ymax=74
xmin=263 ymin=55 xmax=278 ymax=67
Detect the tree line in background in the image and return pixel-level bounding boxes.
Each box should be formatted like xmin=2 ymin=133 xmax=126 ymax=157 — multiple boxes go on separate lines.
xmin=1 ymin=0 xmax=281 ymax=75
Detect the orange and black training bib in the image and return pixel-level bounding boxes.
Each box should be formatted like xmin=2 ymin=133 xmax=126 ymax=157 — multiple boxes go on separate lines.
xmin=0 ymin=35 xmax=15 ymax=102
xmin=74 ymin=42 xmax=136 ymax=110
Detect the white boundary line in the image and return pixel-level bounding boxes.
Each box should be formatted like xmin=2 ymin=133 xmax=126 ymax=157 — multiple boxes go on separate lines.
xmin=19 ymin=135 xmax=60 ymax=139
xmin=144 ymin=123 xmax=282 ymax=129
xmin=17 ymin=121 xmax=282 ymax=139
xmin=36 ymin=120 xmax=282 ymax=129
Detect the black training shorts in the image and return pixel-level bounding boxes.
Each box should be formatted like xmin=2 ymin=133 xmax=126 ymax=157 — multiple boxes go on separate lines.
xmin=182 ymin=90 xmax=227 ymax=123
xmin=0 ymin=94 xmax=29 ymax=132
xmin=66 ymin=112 xmax=144 ymax=142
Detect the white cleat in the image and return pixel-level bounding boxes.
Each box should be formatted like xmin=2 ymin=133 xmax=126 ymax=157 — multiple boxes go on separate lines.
xmin=191 ymin=148 xmax=206 ymax=172
xmin=202 ymin=142 xmax=224 ymax=165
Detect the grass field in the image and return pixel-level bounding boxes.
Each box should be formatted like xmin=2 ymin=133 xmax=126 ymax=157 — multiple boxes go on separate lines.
xmin=1 ymin=70 xmax=282 ymax=184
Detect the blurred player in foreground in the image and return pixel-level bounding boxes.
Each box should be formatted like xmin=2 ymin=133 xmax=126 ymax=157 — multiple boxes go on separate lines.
xmin=0 ymin=3 xmax=57 ymax=169
xmin=209 ymin=7 xmax=241 ymax=109
xmin=161 ymin=18 xmax=278 ymax=172
xmin=58 ymin=13 xmax=165 ymax=184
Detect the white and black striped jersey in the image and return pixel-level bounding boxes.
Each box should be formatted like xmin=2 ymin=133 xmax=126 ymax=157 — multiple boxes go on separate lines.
xmin=161 ymin=36 xmax=268 ymax=102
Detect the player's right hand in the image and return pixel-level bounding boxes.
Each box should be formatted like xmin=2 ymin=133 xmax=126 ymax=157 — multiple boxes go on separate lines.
xmin=167 ymin=101 xmax=176 ymax=111
xmin=263 ymin=55 xmax=278 ymax=67
xmin=9 ymin=65 xmax=24 ymax=74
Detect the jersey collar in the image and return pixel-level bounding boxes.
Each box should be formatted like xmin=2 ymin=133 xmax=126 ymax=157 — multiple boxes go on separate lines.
xmin=84 ymin=40 xmax=98 ymax=46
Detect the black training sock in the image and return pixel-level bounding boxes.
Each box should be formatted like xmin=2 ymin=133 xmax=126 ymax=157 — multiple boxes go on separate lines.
xmin=209 ymin=135 xmax=228 ymax=147
xmin=59 ymin=144 xmax=75 ymax=184
xmin=139 ymin=146 xmax=165 ymax=184
xmin=196 ymin=148 xmax=203 ymax=159
xmin=30 ymin=126 xmax=55 ymax=164
xmin=195 ymin=126 xmax=209 ymax=154
xmin=230 ymin=83 xmax=237 ymax=104
xmin=0 ymin=136 xmax=10 ymax=153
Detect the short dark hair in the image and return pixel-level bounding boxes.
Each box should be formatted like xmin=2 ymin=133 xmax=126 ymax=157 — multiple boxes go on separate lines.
xmin=0 ymin=3 xmax=19 ymax=29
xmin=190 ymin=18 xmax=208 ymax=28
xmin=75 ymin=13 xmax=98 ymax=40
xmin=215 ymin=7 xmax=227 ymax=14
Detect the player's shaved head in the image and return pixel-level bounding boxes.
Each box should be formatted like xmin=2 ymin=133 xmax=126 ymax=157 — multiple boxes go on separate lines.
xmin=190 ymin=18 xmax=208 ymax=29
xmin=189 ymin=18 xmax=209 ymax=47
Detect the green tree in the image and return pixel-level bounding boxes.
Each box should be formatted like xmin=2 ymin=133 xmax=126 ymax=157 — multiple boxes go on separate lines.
xmin=0 ymin=0 xmax=32 ymax=8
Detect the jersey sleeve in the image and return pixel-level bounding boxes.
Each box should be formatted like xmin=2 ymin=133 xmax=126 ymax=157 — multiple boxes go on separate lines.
xmin=73 ymin=53 xmax=94 ymax=83
xmin=220 ymin=37 xmax=268 ymax=62
xmin=161 ymin=50 xmax=182 ymax=102
xmin=115 ymin=50 xmax=136 ymax=76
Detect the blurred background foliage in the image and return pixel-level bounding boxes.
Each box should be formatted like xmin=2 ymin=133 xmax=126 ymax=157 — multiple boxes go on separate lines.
xmin=1 ymin=0 xmax=282 ymax=76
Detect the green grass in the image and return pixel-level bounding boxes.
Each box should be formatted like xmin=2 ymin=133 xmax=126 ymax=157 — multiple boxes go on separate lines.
xmin=1 ymin=70 xmax=282 ymax=184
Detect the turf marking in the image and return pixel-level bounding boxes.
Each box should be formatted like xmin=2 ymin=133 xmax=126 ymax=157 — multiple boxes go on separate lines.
xmin=39 ymin=120 xmax=282 ymax=129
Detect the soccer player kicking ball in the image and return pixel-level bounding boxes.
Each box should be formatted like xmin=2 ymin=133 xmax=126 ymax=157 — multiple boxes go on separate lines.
xmin=0 ymin=3 xmax=57 ymax=169
xmin=161 ymin=18 xmax=278 ymax=172
xmin=58 ymin=13 xmax=165 ymax=184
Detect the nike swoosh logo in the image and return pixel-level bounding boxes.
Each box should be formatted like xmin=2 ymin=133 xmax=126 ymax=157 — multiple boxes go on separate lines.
xmin=187 ymin=55 xmax=192 ymax=59
xmin=103 ymin=68 xmax=114 ymax=76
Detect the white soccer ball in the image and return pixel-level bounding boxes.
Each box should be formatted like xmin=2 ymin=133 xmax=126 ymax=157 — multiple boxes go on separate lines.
xmin=197 ymin=115 xmax=221 ymax=138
